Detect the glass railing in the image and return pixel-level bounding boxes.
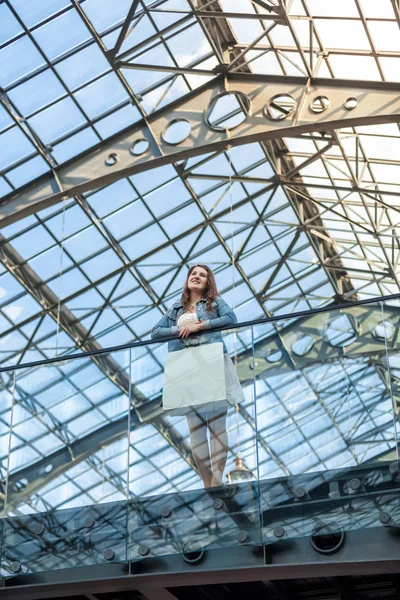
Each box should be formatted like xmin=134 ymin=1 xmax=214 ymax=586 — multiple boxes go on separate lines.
xmin=1 ymin=297 xmax=400 ymax=585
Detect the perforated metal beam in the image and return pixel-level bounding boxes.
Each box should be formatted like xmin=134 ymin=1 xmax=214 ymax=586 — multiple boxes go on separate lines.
xmin=236 ymin=303 xmax=400 ymax=380
xmin=2 ymin=73 xmax=400 ymax=227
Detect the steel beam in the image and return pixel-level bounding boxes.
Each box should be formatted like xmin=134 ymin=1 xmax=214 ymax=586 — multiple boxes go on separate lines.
xmin=3 ymin=465 xmax=400 ymax=599
xmin=109 ymin=0 xmax=141 ymax=60
xmin=260 ymin=136 xmax=355 ymax=298
xmin=236 ymin=303 xmax=400 ymax=379
xmin=3 ymin=74 xmax=400 ymax=227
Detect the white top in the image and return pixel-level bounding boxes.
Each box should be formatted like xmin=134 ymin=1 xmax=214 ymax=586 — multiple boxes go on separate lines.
xmin=177 ymin=312 xmax=198 ymax=328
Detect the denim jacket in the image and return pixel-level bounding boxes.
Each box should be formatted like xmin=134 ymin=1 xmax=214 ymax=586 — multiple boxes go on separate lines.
xmin=151 ymin=296 xmax=237 ymax=353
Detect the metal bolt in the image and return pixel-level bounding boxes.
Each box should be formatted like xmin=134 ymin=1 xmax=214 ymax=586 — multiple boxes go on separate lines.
xmin=273 ymin=526 xmax=285 ymax=538
xmin=10 ymin=561 xmax=21 ymax=573
xmin=380 ymin=512 xmax=391 ymax=525
xmin=238 ymin=531 xmax=248 ymax=543
xmin=160 ymin=505 xmax=172 ymax=518
xmin=350 ymin=478 xmax=361 ymax=491
xmin=32 ymin=523 xmax=45 ymax=536
xmin=294 ymin=487 xmax=307 ymax=499
xmin=103 ymin=549 xmax=115 ymax=561
xmin=84 ymin=517 xmax=95 ymax=529
xmin=213 ymin=498 xmax=224 ymax=511
xmin=138 ymin=544 xmax=150 ymax=557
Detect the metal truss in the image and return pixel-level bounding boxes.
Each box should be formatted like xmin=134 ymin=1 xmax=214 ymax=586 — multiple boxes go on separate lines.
xmin=1 ymin=0 xmax=400 ymax=516
xmin=2 ymin=74 xmax=400 ymax=226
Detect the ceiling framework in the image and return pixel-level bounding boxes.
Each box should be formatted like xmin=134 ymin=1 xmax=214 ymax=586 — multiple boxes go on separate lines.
xmin=2 ymin=74 xmax=400 ymax=226
xmin=1 ymin=0 xmax=400 ymax=516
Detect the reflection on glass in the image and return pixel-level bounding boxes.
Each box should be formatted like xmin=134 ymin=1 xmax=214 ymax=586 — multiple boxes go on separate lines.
xmin=253 ymin=304 xmax=397 ymax=481
xmin=127 ymin=319 xmax=261 ymax=562
xmin=252 ymin=302 xmax=400 ymax=547
xmin=0 ymin=371 xmax=14 ymax=582
xmin=379 ymin=300 xmax=400 ymax=458
xmin=0 ymin=298 xmax=398 ymax=576
xmin=1 ymin=350 xmax=130 ymax=577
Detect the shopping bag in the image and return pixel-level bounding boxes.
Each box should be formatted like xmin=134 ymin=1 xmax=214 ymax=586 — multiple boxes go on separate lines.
xmin=162 ymin=342 xmax=226 ymax=416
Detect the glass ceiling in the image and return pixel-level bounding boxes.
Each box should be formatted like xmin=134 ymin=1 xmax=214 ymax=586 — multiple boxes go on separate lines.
xmin=1 ymin=0 xmax=400 ymax=515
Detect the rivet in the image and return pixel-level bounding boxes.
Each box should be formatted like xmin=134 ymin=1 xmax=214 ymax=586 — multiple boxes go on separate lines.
xmin=238 ymin=531 xmax=248 ymax=543
xmin=349 ymin=478 xmax=361 ymax=491
xmin=294 ymin=487 xmax=307 ymax=499
xmin=32 ymin=522 xmax=45 ymax=536
xmin=10 ymin=561 xmax=21 ymax=573
xmin=160 ymin=505 xmax=172 ymax=518
xmin=84 ymin=517 xmax=95 ymax=529
xmin=138 ymin=544 xmax=150 ymax=556
xmin=103 ymin=549 xmax=115 ymax=561
xmin=273 ymin=526 xmax=285 ymax=538
xmin=380 ymin=512 xmax=391 ymax=525
xmin=213 ymin=498 xmax=224 ymax=511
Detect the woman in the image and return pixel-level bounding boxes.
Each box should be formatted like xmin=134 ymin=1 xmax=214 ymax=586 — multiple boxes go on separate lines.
xmin=151 ymin=265 xmax=244 ymax=488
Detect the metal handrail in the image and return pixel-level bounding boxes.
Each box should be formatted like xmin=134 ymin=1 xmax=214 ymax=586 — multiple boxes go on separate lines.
xmin=1 ymin=292 xmax=399 ymax=373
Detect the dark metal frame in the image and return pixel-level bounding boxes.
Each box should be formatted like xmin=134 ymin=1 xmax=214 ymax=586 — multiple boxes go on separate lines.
xmin=3 ymin=461 xmax=400 ymax=600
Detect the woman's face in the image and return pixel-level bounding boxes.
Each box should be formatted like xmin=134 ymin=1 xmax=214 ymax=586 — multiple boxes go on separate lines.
xmin=187 ymin=266 xmax=208 ymax=294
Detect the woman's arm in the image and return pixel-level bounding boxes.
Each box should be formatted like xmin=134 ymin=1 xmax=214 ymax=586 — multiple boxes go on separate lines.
xmin=151 ymin=310 xmax=180 ymax=340
xmin=201 ymin=297 xmax=237 ymax=330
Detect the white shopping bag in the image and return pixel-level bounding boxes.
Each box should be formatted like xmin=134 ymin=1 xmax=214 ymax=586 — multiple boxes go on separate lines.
xmin=162 ymin=343 xmax=226 ymax=416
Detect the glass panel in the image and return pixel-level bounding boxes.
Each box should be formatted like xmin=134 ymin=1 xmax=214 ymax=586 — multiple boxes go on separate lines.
xmin=1 ymin=349 xmax=130 ymax=578
xmin=253 ymin=303 xmax=399 ymax=550
xmin=379 ymin=299 xmax=400 ymax=460
xmin=0 ymin=372 xmax=14 ymax=583
xmin=128 ymin=325 xmax=262 ymax=565
xmin=1 ymin=298 xmax=398 ymax=579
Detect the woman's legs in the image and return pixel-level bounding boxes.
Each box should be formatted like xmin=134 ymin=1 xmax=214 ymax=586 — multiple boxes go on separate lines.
xmin=208 ymin=408 xmax=228 ymax=487
xmin=186 ymin=410 xmax=212 ymax=488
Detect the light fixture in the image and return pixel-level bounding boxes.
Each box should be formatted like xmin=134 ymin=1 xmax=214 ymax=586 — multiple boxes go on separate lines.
xmin=226 ymin=453 xmax=254 ymax=484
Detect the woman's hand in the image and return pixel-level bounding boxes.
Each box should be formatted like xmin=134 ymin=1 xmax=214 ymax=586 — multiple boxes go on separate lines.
xmin=178 ymin=321 xmax=204 ymax=338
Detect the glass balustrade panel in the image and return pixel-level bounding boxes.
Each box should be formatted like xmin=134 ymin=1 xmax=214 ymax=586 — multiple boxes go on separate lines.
xmin=0 ymin=371 xmax=14 ymax=585
xmin=1 ymin=348 xmax=130 ymax=579
xmin=127 ymin=326 xmax=263 ymax=566
xmin=252 ymin=303 xmax=398 ymax=552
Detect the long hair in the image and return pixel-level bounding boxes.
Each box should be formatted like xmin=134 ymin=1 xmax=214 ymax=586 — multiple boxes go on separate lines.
xmin=181 ymin=264 xmax=218 ymax=311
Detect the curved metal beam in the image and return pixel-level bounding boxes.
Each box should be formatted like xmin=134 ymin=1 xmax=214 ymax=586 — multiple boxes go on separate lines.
xmin=2 ymin=73 xmax=400 ymax=226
